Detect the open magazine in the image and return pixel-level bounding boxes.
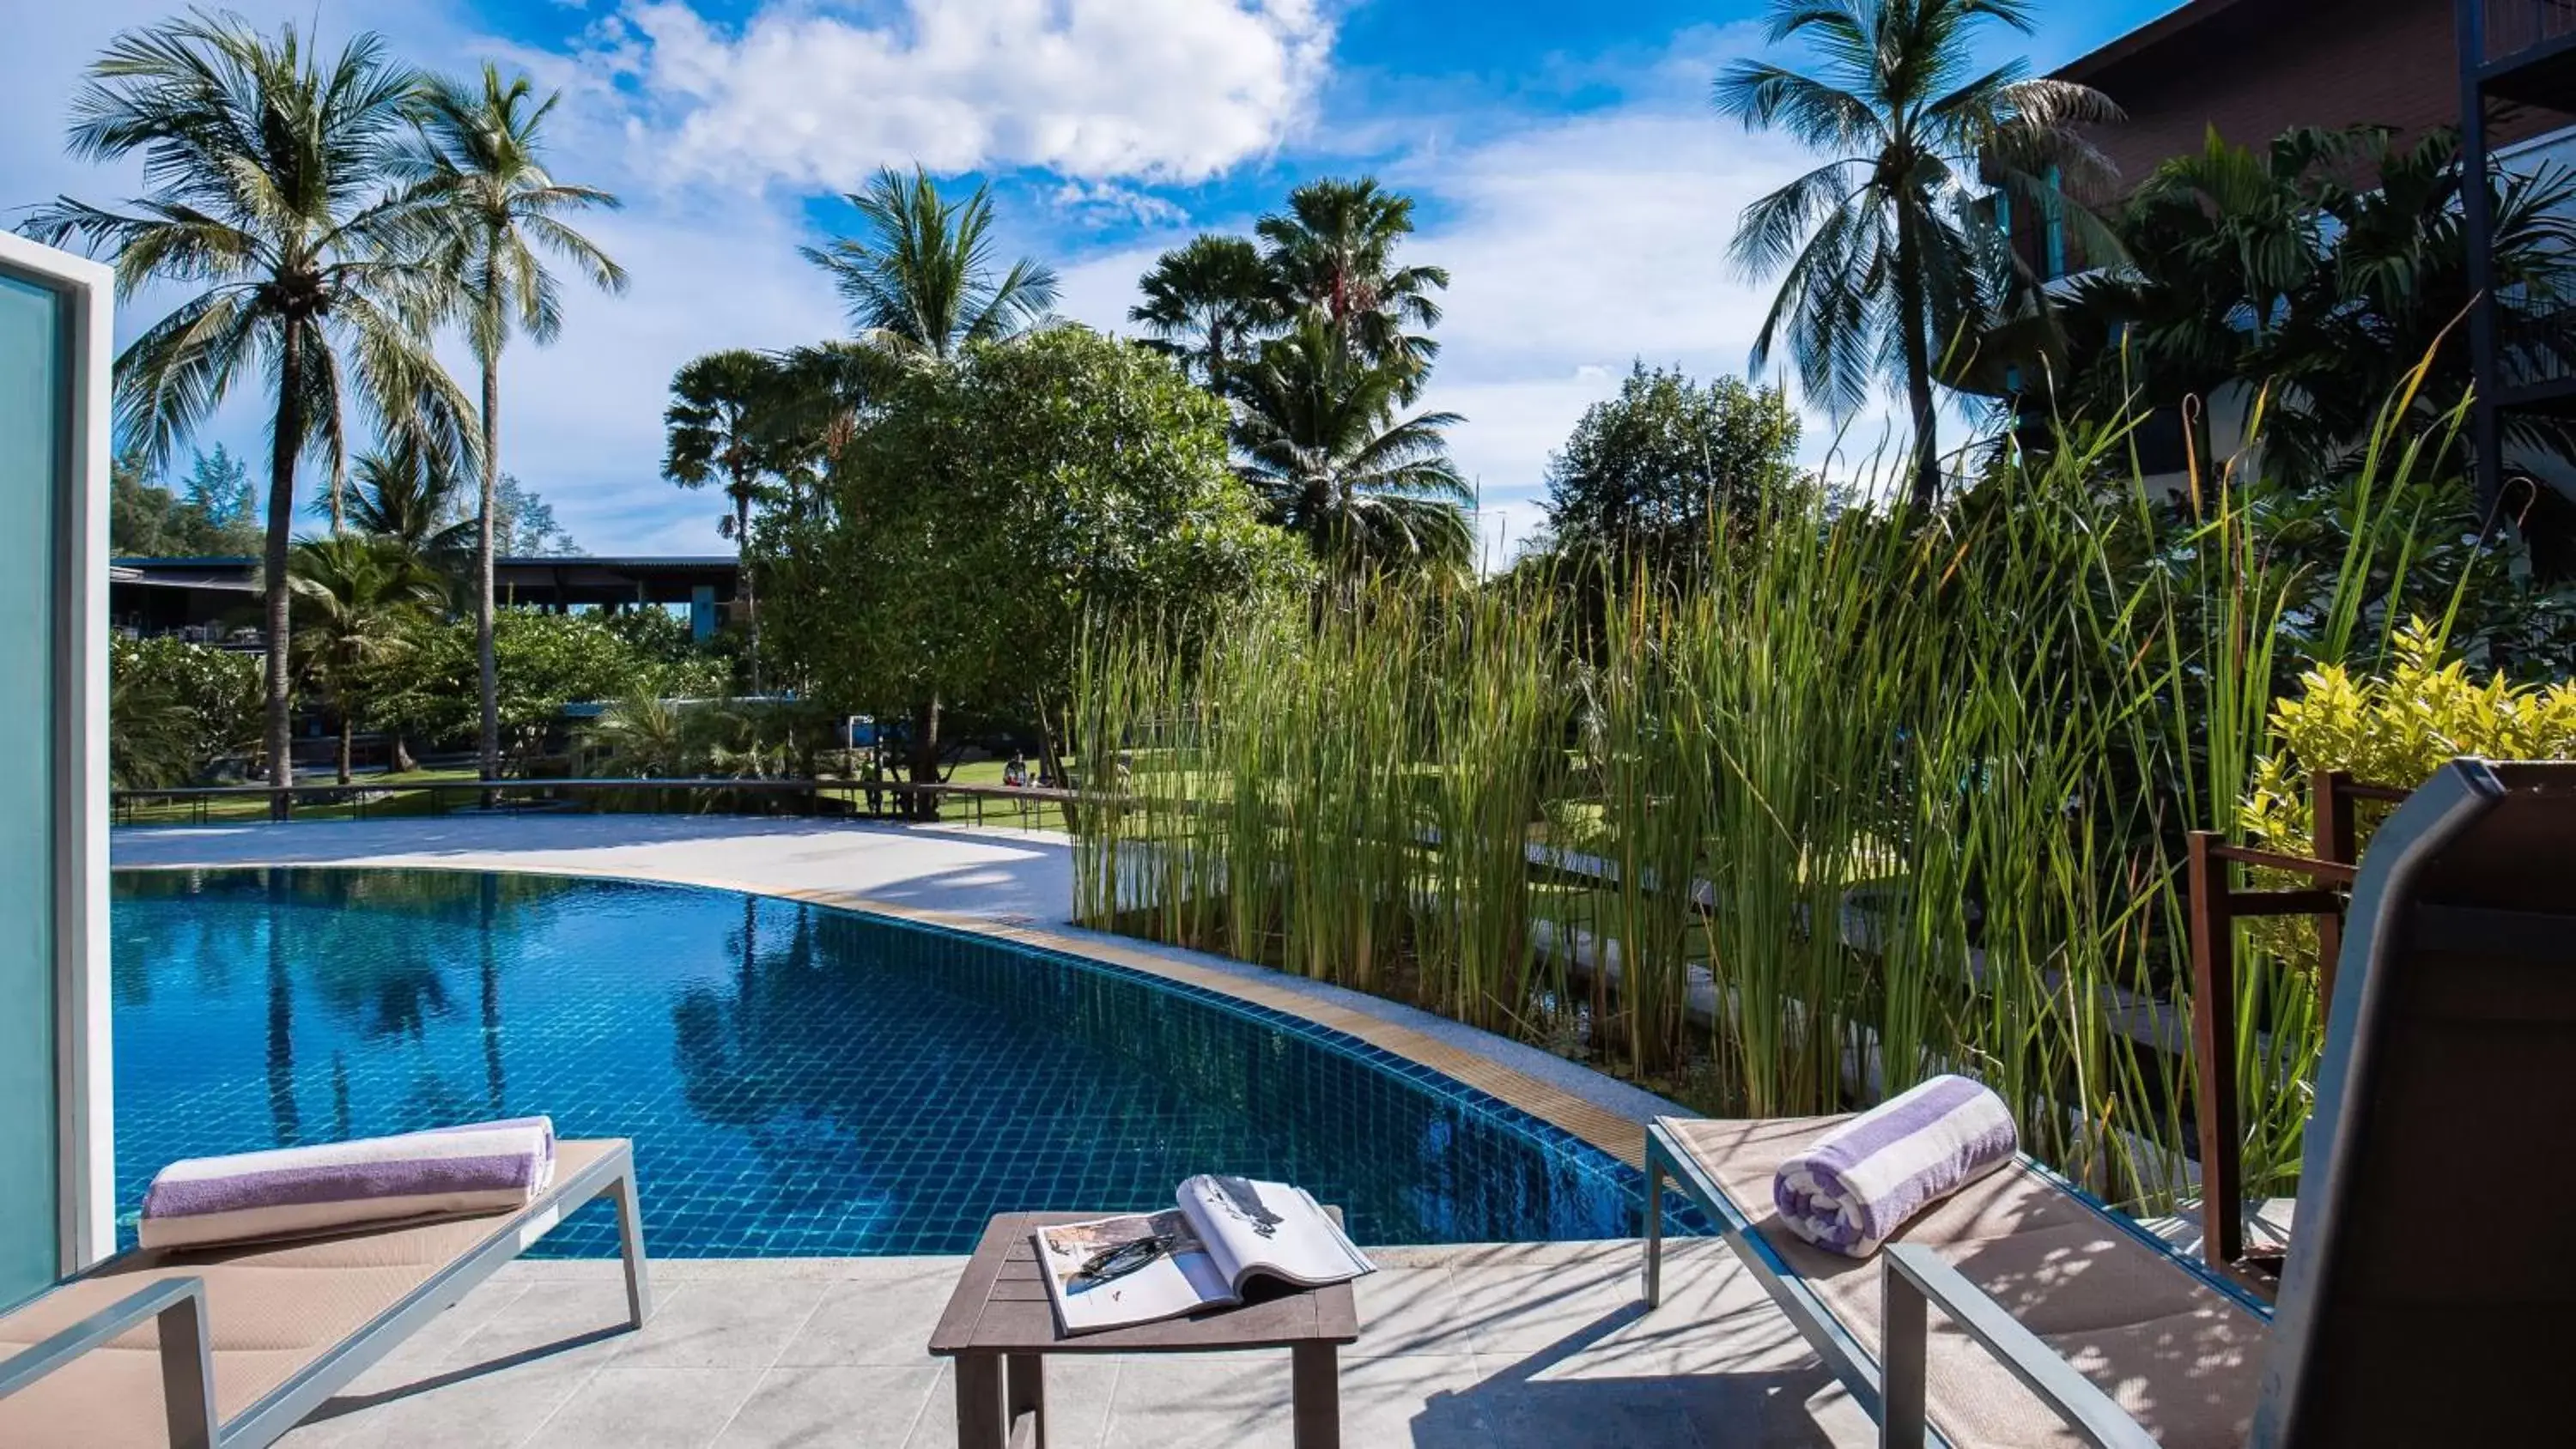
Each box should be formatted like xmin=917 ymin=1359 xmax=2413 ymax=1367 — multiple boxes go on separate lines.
xmin=1034 ymin=1177 xmax=1374 ymax=1336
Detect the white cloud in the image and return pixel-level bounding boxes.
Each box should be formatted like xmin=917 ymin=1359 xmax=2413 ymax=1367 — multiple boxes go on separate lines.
xmin=1048 ymin=179 xmax=1189 ymax=230
xmin=617 ymin=0 xmax=1333 ymax=189
xmin=465 ymin=201 xmax=846 ymax=555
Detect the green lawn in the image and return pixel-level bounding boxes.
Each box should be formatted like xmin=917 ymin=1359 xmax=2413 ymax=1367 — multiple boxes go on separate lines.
xmin=115 ymin=767 xmax=484 ymax=825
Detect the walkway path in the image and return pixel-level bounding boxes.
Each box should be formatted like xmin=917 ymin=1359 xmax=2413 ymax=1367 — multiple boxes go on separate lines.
xmin=113 ymin=815 xmax=1079 ymax=923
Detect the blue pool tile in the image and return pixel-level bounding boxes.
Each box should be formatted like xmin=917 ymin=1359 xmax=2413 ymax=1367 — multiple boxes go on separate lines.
xmin=111 ymin=868 xmax=1708 ymax=1257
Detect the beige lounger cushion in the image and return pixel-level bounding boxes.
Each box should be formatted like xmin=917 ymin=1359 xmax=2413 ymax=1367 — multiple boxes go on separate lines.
xmin=1669 ymin=1116 xmax=2264 ymax=1449
xmin=0 ymin=1138 xmax=619 ymax=1449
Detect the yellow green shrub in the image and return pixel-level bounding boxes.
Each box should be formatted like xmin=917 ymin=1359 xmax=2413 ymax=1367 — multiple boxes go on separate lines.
xmin=2243 ymin=618 xmax=2576 ymax=916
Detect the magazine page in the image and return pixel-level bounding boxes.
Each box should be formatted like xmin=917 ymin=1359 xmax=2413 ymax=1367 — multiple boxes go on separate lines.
xmin=1034 ymin=1210 xmax=1235 ymax=1336
xmin=1178 ymin=1176 xmax=1376 ymax=1291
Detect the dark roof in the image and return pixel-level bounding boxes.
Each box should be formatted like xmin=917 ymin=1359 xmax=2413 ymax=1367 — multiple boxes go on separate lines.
xmin=111 ymin=555 xmax=738 ymax=569
xmin=2053 ymin=0 xmax=2261 ymax=81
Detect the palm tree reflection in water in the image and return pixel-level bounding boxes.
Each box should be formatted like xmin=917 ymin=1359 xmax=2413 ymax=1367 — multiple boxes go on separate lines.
xmin=264 ymin=870 xmax=301 ymax=1148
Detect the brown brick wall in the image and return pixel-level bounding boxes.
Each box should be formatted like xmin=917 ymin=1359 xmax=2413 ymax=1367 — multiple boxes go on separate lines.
xmin=2064 ymin=0 xmax=2571 ymax=195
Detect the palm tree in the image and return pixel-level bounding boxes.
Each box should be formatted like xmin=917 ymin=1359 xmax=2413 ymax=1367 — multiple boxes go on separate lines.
xmin=665 ymin=349 xmax=789 ymax=689
xmin=800 ymin=166 xmax=1059 ymax=365
xmin=1255 ymin=178 xmax=1449 ymax=388
xmin=799 ymin=167 xmax=1058 ymax=809
xmin=348 ymin=431 xmax=475 ymax=575
xmin=402 ymin=63 xmax=628 ymax=784
xmin=587 ymin=688 xmax=699 ymax=778
xmin=25 ymin=14 xmax=476 ymax=804
xmin=1130 ymin=234 xmax=1274 ymax=391
xmin=2045 ymin=125 xmax=2576 ymax=485
xmin=1230 ymin=321 xmax=1474 ymax=570
xmin=288 ymin=534 xmax=443 ymax=784
xmin=1716 ymin=0 xmax=2117 ymax=510
xmin=108 ymin=665 xmax=199 ymax=791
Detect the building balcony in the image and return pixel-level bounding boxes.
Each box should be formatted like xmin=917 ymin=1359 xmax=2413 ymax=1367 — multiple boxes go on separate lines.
xmin=2492 ymin=286 xmax=2576 ymax=409
xmin=2473 ymin=0 xmax=2576 ymax=106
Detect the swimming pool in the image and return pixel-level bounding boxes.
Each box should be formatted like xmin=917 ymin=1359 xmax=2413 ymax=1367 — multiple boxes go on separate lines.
xmin=111 ymin=868 xmax=1665 ymax=1257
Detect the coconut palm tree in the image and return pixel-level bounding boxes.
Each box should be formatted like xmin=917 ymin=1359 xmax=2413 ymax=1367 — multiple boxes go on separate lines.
xmin=1130 ymin=234 xmax=1275 ymax=391
xmin=108 ymin=664 xmax=199 ymax=792
xmin=665 ymin=349 xmax=791 ymax=689
xmin=800 ymin=166 xmax=1060 ymax=365
xmin=288 ymin=533 xmax=444 ymax=784
xmin=1716 ymin=0 xmax=2117 ymax=510
xmin=1255 ymin=177 xmax=1449 ymax=390
xmin=401 ymin=63 xmax=627 ymax=784
xmin=1230 ymin=321 xmax=1474 ymax=570
xmin=348 ymin=430 xmax=475 ymax=577
xmin=24 ymin=13 xmax=476 ymax=804
xmin=799 ymin=167 xmax=1059 ymax=809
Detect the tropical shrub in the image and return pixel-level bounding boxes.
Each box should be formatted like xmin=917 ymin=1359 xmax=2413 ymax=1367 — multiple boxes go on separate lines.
xmin=2243 ymin=618 xmax=2576 ymax=861
xmin=109 ymin=636 xmax=263 ymax=787
xmin=371 ymin=610 xmax=729 ymax=767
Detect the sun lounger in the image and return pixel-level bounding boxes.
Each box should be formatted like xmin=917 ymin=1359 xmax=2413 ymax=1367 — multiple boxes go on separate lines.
xmin=1642 ymin=758 xmax=2576 ymax=1447
xmin=0 ymin=1137 xmax=649 ymax=1449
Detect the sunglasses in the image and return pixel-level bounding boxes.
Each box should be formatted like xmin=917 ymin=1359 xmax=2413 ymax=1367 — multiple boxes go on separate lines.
xmin=1069 ymin=1232 xmax=1184 ymax=1291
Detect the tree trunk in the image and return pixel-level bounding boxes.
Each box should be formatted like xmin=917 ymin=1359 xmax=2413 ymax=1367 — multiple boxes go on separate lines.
xmin=736 ymin=482 xmax=761 ymax=696
xmin=264 ymin=324 xmax=306 ymax=820
xmin=1895 ymin=214 xmax=1942 ymax=513
xmin=477 ymin=349 xmax=501 ymax=783
xmin=908 ymin=694 xmax=942 ymax=821
xmin=337 ymin=709 xmax=353 ymax=786
xmin=392 ymin=733 xmax=416 ymax=773
xmin=329 ymin=449 xmax=347 ymax=536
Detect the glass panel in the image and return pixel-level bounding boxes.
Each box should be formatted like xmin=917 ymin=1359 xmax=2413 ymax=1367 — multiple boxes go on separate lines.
xmin=0 ymin=267 xmax=64 ymax=1307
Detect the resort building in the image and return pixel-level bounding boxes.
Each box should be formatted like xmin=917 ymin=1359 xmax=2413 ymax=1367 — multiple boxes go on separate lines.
xmin=2017 ymin=0 xmax=2576 ymax=533
xmin=2053 ymin=0 xmax=2573 ymax=203
xmin=112 ymin=555 xmax=743 ymax=644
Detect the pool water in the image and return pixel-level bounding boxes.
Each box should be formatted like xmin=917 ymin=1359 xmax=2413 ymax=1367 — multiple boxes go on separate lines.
xmin=110 ymin=868 xmax=1663 ymax=1256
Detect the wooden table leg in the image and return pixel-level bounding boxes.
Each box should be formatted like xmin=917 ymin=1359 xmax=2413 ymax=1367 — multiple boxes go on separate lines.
xmin=1291 ymin=1342 xmax=1340 ymax=1449
xmin=956 ymin=1352 xmax=1006 ymax=1449
xmin=1007 ymin=1352 xmax=1046 ymax=1447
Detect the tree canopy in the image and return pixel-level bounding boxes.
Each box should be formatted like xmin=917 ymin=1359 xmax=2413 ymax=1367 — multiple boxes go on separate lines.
xmin=762 ymin=327 xmax=1309 ymax=753
xmin=1543 ymin=364 xmax=1805 ymax=569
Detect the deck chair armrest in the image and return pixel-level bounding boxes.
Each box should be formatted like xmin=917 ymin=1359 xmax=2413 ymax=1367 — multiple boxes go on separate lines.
xmin=1880 ymin=1244 xmax=2158 ymax=1449
xmin=0 ymin=1276 xmax=219 ymax=1449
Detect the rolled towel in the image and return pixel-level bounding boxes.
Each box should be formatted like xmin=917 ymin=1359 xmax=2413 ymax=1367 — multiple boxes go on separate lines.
xmin=140 ymin=1117 xmax=557 ymax=1251
xmin=1771 ymin=1076 xmax=2016 ymax=1258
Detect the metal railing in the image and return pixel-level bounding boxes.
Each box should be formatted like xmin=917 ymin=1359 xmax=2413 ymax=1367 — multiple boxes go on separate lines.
xmin=2494 ymin=288 xmax=2576 ymax=397
xmin=2479 ymin=0 xmax=2576 ymax=65
xmin=112 ymin=776 xmax=1084 ymax=829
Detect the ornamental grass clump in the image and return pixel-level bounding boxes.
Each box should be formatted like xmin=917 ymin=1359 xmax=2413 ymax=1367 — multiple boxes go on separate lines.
xmin=1072 ymin=379 xmax=2512 ymax=1211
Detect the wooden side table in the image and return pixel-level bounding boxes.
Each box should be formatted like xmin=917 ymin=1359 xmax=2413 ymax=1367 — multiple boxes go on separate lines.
xmin=927 ymin=1210 xmax=1362 ymax=1449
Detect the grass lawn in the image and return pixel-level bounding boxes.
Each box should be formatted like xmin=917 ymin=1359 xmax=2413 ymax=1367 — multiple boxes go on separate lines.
xmin=116 ymin=767 xmax=483 ymax=825
xmin=117 ymin=759 xmax=1081 ymax=832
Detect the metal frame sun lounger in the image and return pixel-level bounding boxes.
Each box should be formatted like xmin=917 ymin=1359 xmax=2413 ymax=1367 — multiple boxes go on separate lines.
xmin=1643 ymin=759 xmax=2576 ymax=1448
xmin=0 ymin=1137 xmax=650 ymax=1449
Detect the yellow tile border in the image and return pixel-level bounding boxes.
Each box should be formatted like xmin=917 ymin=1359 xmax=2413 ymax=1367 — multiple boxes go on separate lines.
xmin=118 ymin=856 xmax=1652 ymax=1167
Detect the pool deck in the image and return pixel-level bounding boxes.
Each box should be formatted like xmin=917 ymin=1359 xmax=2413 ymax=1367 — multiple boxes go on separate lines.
xmin=272 ymin=1242 xmax=1862 ymax=1448
xmin=113 ymin=816 xmax=1874 ymax=1446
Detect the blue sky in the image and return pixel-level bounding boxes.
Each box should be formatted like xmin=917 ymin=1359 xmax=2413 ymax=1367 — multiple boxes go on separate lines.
xmin=4 ymin=0 xmax=2178 ymax=561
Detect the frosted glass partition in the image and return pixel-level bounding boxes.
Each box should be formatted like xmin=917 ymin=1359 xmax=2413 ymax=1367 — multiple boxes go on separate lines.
xmin=0 ymin=269 xmax=64 ymax=1307
xmin=0 ymin=233 xmax=112 ymax=1311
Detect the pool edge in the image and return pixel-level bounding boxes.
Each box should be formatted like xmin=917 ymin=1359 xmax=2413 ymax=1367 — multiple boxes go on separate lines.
xmin=112 ymin=855 xmax=1672 ymax=1169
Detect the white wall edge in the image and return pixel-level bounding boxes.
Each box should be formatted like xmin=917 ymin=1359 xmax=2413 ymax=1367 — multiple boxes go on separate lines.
xmin=0 ymin=229 xmax=118 ymax=1272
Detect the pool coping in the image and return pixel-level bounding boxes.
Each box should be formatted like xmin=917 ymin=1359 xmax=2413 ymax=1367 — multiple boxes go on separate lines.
xmin=112 ymin=854 xmax=1687 ymax=1170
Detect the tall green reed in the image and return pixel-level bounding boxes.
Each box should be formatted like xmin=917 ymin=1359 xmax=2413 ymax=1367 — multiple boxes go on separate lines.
xmin=1071 ymin=397 xmax=2468 ymax=1211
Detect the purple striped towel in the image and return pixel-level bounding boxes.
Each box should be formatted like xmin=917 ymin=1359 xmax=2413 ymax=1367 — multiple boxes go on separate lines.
xmin=139 ymin=1117 xmax=557 ymax=1251
xmin=1771 ymin=1076 xmax=2016 ymax=1258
